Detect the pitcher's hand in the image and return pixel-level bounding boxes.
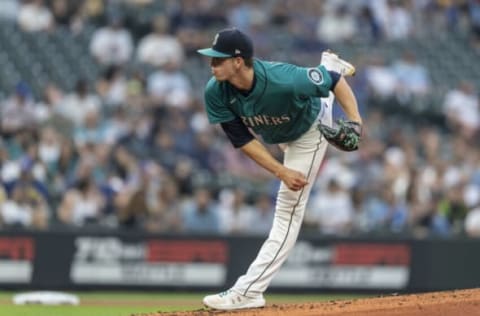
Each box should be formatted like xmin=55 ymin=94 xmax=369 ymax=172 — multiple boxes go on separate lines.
xmin=276 ymin=167 xmax=308 ymax=191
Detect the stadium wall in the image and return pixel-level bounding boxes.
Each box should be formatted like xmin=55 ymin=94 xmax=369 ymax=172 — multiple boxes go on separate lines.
xmin=0 ymin=231 xmax=477 ymax=293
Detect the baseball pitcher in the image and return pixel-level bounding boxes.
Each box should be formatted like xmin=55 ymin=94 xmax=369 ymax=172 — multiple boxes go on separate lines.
xmin=197 ymin=28 xmax=362 ymax=310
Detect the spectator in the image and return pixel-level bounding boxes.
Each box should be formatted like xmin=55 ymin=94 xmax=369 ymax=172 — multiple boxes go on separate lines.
xmin=217 ymin=188 xmax=254 ymax=234
xmin=57 ymin=176 xmax=106 ymax=226
xmin=17 ymin=0 xmax=53 ymax=32
xmin=384 ymin=0 xmax=414 ymax=41
xmin=115 ymin=160 xmax=162 ymax=229
xmin=170 ymin=0 xmax=226 ymax=32
xmin=350 ymin=187 xmax=372 ymax=233
xmin=316 ymin=4 xmax=356 ymax=43
xmin=36 ymin=82 xmax=66 ymax=126
xmin=1 ymin=183 xmax=49 ymax=229
xmin=53 ymin=138 xmax=79 ymax=187
xmin=391 ymin=50 xmax=431 ymax=104
xmin=438 ymin=182 xmax=469 ymax=234
xmin=103 ymin=107 xmax=132 ymax=145
xmin=408 ymin=188 xmax=450 ymax=236
xmin=147 ymin=61 xmax=193 ymax=109
xmin=118 ymin=111 xmax=154 ymax=159
xmin=465 ymin=206 xmax=480 ymax=237
xmin=145 ymin=178 xmax=184 ymax=233
xmin=37 ymin=127 xmax=62 ymax=168
xmin=443 ymin=81 xmax=479 ymax=140
xmin=191 ymin=131 xmax=225 ymax=173
xmin=182 ymin=187 xmax=219 ymax=233
xmin=96 ymin=66 xmax=128 ymax=107
xmin=151 ymin=128 xmax=179 ymax=170
xmin=167 ymin=110 xmax=195 ymax=158
xmin=174 ymin=25 xmax=210 ymax=57
xmin=56 ymin=79 xmax=101 ymax=127
xmin=125 ymin=68 xmax=148 ymax=108
xmin=468 ymin=0 xmax=480 ymax=53
xmin=189 ymin=99 xmax=210 ymax=133
xmin=383 ymin=146 xmax=410 ymax=200
xmin=1 ymin=82 xmax=38 ymax=134
xmin=227 ymin=0 xmax=269 ymax=34
xmin=73 ymin=111 xmax=107 ymax=148
xmin=49 ymin=0 xmax=82 ymax=32
xmin=89 ymin=13 xmax=133 ymax=66
xmin=305 ymin=179 xmax=354 ymax=235
xmin=287 ymin=9 xmax=326 ymax=60
xmin=220 ymin=144 xmax=271 ymax=184
xmin=364 ymin=55 xmax=398 ymax=100
xmin=357 ymin=4 xmax=383 ymax=42
xmin=109 ymin=145 xmax=141 ymax=192
xmin=76 ymin=0 xmax=106 ymax=26
xmin=136 ymin=14 xmax=185 ymax=68
xmin=4 ymin=146 xmax=50 ymax=204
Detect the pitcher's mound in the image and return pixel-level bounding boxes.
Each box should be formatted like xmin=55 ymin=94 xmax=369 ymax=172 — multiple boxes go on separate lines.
xmin=141 ymin=288 xmax=480 ymax=316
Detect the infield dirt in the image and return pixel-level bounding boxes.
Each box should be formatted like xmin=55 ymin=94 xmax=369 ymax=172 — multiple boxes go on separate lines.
xmin=138 ymin=288 xmax=480 ymax=316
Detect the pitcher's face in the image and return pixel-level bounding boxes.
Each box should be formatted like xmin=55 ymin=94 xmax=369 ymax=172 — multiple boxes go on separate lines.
xmin=210 ymin=57 xmax=242 ymax=81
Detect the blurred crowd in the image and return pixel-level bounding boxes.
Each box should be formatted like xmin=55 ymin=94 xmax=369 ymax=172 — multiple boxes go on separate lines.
xmin=0 ymin=0 xmax=480 ymax=238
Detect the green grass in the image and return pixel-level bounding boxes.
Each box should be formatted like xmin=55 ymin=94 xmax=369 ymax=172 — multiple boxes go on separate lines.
xmin=0 ymin=305 xmax=171 ymax=316
xmin=0 ymin=291 xmax=370 ymax=316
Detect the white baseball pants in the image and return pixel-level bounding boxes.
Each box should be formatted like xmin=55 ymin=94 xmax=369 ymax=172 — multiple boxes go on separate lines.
xmin=232 ymin=93 xmax=334 ymax=297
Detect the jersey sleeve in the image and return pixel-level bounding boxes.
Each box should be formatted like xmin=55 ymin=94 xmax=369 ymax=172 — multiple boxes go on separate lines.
xmin=204 ymin=78 xmax=237 ymax=124
xmin=292 ymin=65 xmax=333 ymax=98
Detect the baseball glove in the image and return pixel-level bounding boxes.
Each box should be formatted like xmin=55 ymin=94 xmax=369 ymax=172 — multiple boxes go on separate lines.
xmin=318 ymin=119 xmax=362 ymax=151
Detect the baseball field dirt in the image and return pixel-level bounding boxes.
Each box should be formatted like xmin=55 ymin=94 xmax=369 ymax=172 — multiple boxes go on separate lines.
xmin=140 ymin=288 xmax=480 ymax=316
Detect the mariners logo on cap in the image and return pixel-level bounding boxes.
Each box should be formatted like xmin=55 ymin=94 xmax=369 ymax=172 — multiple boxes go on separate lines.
xmin=307 ymin=68 xmax=324 ymax=85
xmin=197 ymin=28 xmax=253 ymax=58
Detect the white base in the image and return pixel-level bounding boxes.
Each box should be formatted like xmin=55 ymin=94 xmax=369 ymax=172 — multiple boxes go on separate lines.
xmin=13 ymin=291 xmax=80 ymax=305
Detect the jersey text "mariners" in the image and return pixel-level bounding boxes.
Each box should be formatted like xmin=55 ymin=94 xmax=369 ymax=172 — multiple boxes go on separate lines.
xmin=241 ymin=114 xmax=291 ymax=127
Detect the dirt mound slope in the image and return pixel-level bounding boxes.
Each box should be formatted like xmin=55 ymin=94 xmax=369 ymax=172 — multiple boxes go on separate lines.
xmin=136 ymin=288 xmax=480 ymax=316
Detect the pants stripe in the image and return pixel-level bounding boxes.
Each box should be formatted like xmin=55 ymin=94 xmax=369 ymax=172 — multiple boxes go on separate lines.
xmin=242 ymin=137 xmax=322 ymax=296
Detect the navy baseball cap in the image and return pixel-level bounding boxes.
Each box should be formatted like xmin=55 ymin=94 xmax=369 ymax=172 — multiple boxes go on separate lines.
xmin=197 ymin=28 xmax=254 ymax=58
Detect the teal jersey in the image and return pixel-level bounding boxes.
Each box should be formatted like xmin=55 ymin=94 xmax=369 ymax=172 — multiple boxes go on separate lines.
xmin=204 ymin=59 xmax=333 ymax=144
